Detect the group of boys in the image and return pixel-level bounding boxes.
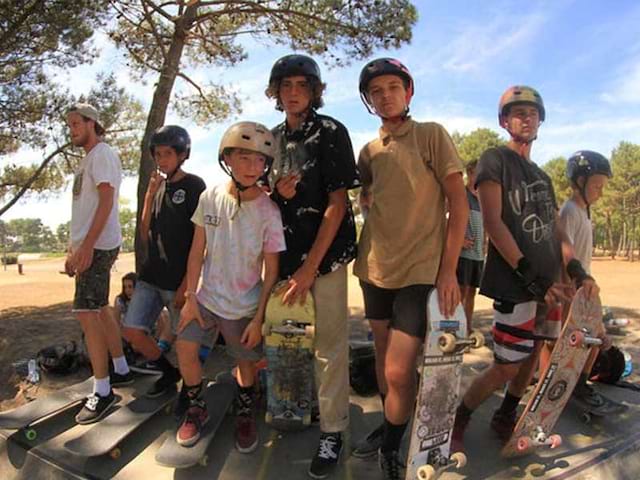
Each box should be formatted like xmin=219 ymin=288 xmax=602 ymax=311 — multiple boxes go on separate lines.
xmin=64 ymin=52 xmax=612 ymax=480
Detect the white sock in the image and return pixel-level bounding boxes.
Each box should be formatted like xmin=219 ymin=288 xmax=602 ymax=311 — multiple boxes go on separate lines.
xmin=112 ymin=355 xmax=130 ymax=375
xmin=93 ymin=376 xmax=111 ymax=397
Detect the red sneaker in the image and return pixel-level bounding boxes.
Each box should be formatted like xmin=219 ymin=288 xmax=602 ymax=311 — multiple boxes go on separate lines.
xmin=176 ymin=401 xmax=209 ymax=447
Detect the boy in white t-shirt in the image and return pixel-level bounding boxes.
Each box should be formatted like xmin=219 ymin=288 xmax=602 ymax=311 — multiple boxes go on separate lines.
xmin=65 ymin=103 xmax=132 ymax=424
xmin=562 ymin=150 xmax=614 ymax=403
xmin=176 ymin=122 xmax=286 ymax=452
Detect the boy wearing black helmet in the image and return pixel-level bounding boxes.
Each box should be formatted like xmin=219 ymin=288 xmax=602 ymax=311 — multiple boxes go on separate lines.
xmin=122 ymin=125 xmax=205 ymax=400
xmin=451 ymin=87 xmax=600 ymax=454
xmin=353 ymin=58 xmax=468 ymax=478
xmin=562 ymin=150 xmax=614 ymax=403
xmin=177 ymin=122 xmax=285 ymax=452
xmin=265 ymin=54 xmax=360 ymax=479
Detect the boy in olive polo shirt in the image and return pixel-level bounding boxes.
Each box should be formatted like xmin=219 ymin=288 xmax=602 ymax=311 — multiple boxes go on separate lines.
xmin=353 ymin=58 xmax=468 ymax=479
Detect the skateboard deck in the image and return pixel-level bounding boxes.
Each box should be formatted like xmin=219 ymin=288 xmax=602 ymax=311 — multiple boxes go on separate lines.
xmin=570 ymin=390 xmax=628 ymax=423
xmin=502 ymin=287 xmax=602 ymax=457
xmin=406 ymin=289 xmax=483 ymax=480
xmin=262 ymin=282 xmax=315 ymax=430
xmin=64 ymin=386 xmax=176 ymax=458
xmin=0 ymin=377 xmax=93 ymax=440
xmin=155 ymin=381 xmax=236 ymax=469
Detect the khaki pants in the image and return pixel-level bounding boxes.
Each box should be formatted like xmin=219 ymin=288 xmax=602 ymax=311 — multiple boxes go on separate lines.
xmin=312 ymin=265 xmax=349 ymax=433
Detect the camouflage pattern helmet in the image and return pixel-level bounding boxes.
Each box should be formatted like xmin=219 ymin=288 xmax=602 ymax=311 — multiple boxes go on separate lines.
xmin=498 ymin=85 xmax=546 ymax=123
xmin=218 ymin=121 xmax=276 ymax=176
xmin=567 ymin=150 xmax=612 ymax=185
xmin=149 ymin=125 xmax=191 ymax=159
xmin=269 ymin=54 xmax=322 ymax=84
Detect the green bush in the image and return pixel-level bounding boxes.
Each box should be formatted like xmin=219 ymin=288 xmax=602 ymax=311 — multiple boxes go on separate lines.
xmin=2 ymin=255 xmax=18 ymax=265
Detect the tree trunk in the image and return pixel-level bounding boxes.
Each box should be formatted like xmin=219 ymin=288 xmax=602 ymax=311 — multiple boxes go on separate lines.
xmin=133 ymin=7 xmax=197 ymax=272
xmin=606 ymin=212 xmax=615 ymax=259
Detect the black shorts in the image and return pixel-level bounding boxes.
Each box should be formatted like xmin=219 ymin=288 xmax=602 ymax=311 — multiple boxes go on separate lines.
xmin=359 ymin=281 xmax=433 ymax=339
xmin=456 ymin=257 xmax=483 ymax=288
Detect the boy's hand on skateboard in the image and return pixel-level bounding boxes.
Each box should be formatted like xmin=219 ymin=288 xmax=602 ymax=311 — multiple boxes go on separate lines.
xmin=282 ymin=266 xmax=315 ymax=306
xmin=177 ymin=296 xmax=205 ymax=333
xmin=580 ymin=277 xmax=599 ymax=300
xmin=275 ymin=174 xmax=300 ymax=200
xmin=436 ymin=270 xmax=461 ymax=318
xmin=544 ymin=282 xmax=574 ymax=306
xmin=241 ymin=318 xmax=262 ymax=350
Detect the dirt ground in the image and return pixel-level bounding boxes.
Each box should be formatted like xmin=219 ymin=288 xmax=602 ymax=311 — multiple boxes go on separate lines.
xmin=1 ymin=253 xmax=639 ymax=412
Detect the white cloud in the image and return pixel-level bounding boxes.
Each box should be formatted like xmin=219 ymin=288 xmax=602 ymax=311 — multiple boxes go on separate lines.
xmin=601 ymin=58 xmax=640 ymax=104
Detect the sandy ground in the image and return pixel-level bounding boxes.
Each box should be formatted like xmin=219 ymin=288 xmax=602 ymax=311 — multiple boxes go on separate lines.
xmin=1 ymin=253 xmax=639 ymax=411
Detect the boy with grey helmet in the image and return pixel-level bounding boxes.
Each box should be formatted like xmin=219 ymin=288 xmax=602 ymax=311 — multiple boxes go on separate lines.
xmin=176 ymin=121 xmax=285 ymax=452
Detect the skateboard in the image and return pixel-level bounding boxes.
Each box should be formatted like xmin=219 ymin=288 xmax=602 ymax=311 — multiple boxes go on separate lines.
xmin=570 ymin=390 xmax=628 ymax=423
xmin=406 ymin=289 xmax=484 ymax=480
xmin=155 ymin=380 xmax=236 ymax=468
xmin=502 ymin=287 xmax=603 ymax=457
xmin=0 ymin=377 xmax=93 ymax=440
xmin=64 ymin=386 xmax=176 ymax=458
xmin=262 ymin=281 xmax=315 ymax=430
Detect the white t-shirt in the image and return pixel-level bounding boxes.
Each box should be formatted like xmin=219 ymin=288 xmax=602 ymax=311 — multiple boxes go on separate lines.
xmin=70 ymin=142 xmax=122 ymax=250
xmin=193 ymin=184 xmax=286 ymax=320
xmin=559 ymin=198 xmax=592 ymax=274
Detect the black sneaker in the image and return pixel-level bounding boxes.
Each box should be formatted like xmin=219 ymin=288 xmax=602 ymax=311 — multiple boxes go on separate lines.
xmin=308 ymin=432 xmax=342 ymax=479
xmin=352 ymin=423 xmax=384 ymax=458
xmin=110 ymin=370 xmax=135 ymax=387
xmin=490 ymin=409 xmax=517 ymax=443
xmin=130 ymin=358 xmax=163 ymax=375
xmin=146 ymin=367 xmax=180 ymax=398
xmin=378 ymin=448 xmax=403 ymax=480
xmin=75 ymin=391 xmax=117 ymax=425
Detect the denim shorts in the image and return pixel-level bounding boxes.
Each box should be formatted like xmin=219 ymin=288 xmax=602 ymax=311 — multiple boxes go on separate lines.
xmin=123 ymin=280 xmax=180 ymax=334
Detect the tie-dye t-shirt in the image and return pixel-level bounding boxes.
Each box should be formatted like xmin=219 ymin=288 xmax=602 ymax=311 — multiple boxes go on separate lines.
xmin=192 ymin=184 xmax=286 ymax=320
xmin=269 ymin=111 xmax=360 ymax=279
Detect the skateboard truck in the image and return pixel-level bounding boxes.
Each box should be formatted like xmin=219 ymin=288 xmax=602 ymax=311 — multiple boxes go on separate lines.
xmin=416 ymin=451 xmax=467 ymax=480
xmin=516 ymin=426 xmax=562 ymax=453
xmin=438 ymin=331 xmax=484 ymax=353
xmin=569 ymin=329 xmax=603 ymax=349
xmin=263 ymin=319 xmax=315 ymax=338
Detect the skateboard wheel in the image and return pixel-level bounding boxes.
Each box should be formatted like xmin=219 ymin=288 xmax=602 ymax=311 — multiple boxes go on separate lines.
xmin=417 ymin=464 xmax=436 ymax=480
xmin=305 ymin=325 xmax=315 ymax=338
xmin=265 ymin=412 xmax=273 ymax=424
xmin=569 ymin=330 xmax=584 ymax=347
xmin=549 ymin=434 xmax=562 ymax=449
xmin=516 ymin=436 xmax=531 ymax=452
xmin=110 ymin=448 xmax=121 ymax=460
xmin=25 ymin=429 xmax=37 ymax=441
xmin=450 ymin=451 xmax=467 ymax=468
xmin=469 ymin=331 xmax=484 ymax=349
xmin=200 ymin=454 xmax=209 ymax=466
xmin=438 ymin=333 xmax=457 ymax=353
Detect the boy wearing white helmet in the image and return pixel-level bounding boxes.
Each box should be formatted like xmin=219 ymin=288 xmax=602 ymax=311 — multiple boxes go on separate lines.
xmin=176 ymin=122 xmax=285 ymax=452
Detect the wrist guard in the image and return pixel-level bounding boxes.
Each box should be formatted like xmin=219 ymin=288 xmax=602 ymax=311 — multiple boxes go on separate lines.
xmin=566 ymin=259 xmax=593 ymax=288
xmin=514 ymin=257 xmax=553 ymax=302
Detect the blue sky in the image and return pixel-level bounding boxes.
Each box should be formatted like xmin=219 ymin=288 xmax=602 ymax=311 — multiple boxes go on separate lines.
xmin=5 ymin=0 xmax=640 ymax=229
